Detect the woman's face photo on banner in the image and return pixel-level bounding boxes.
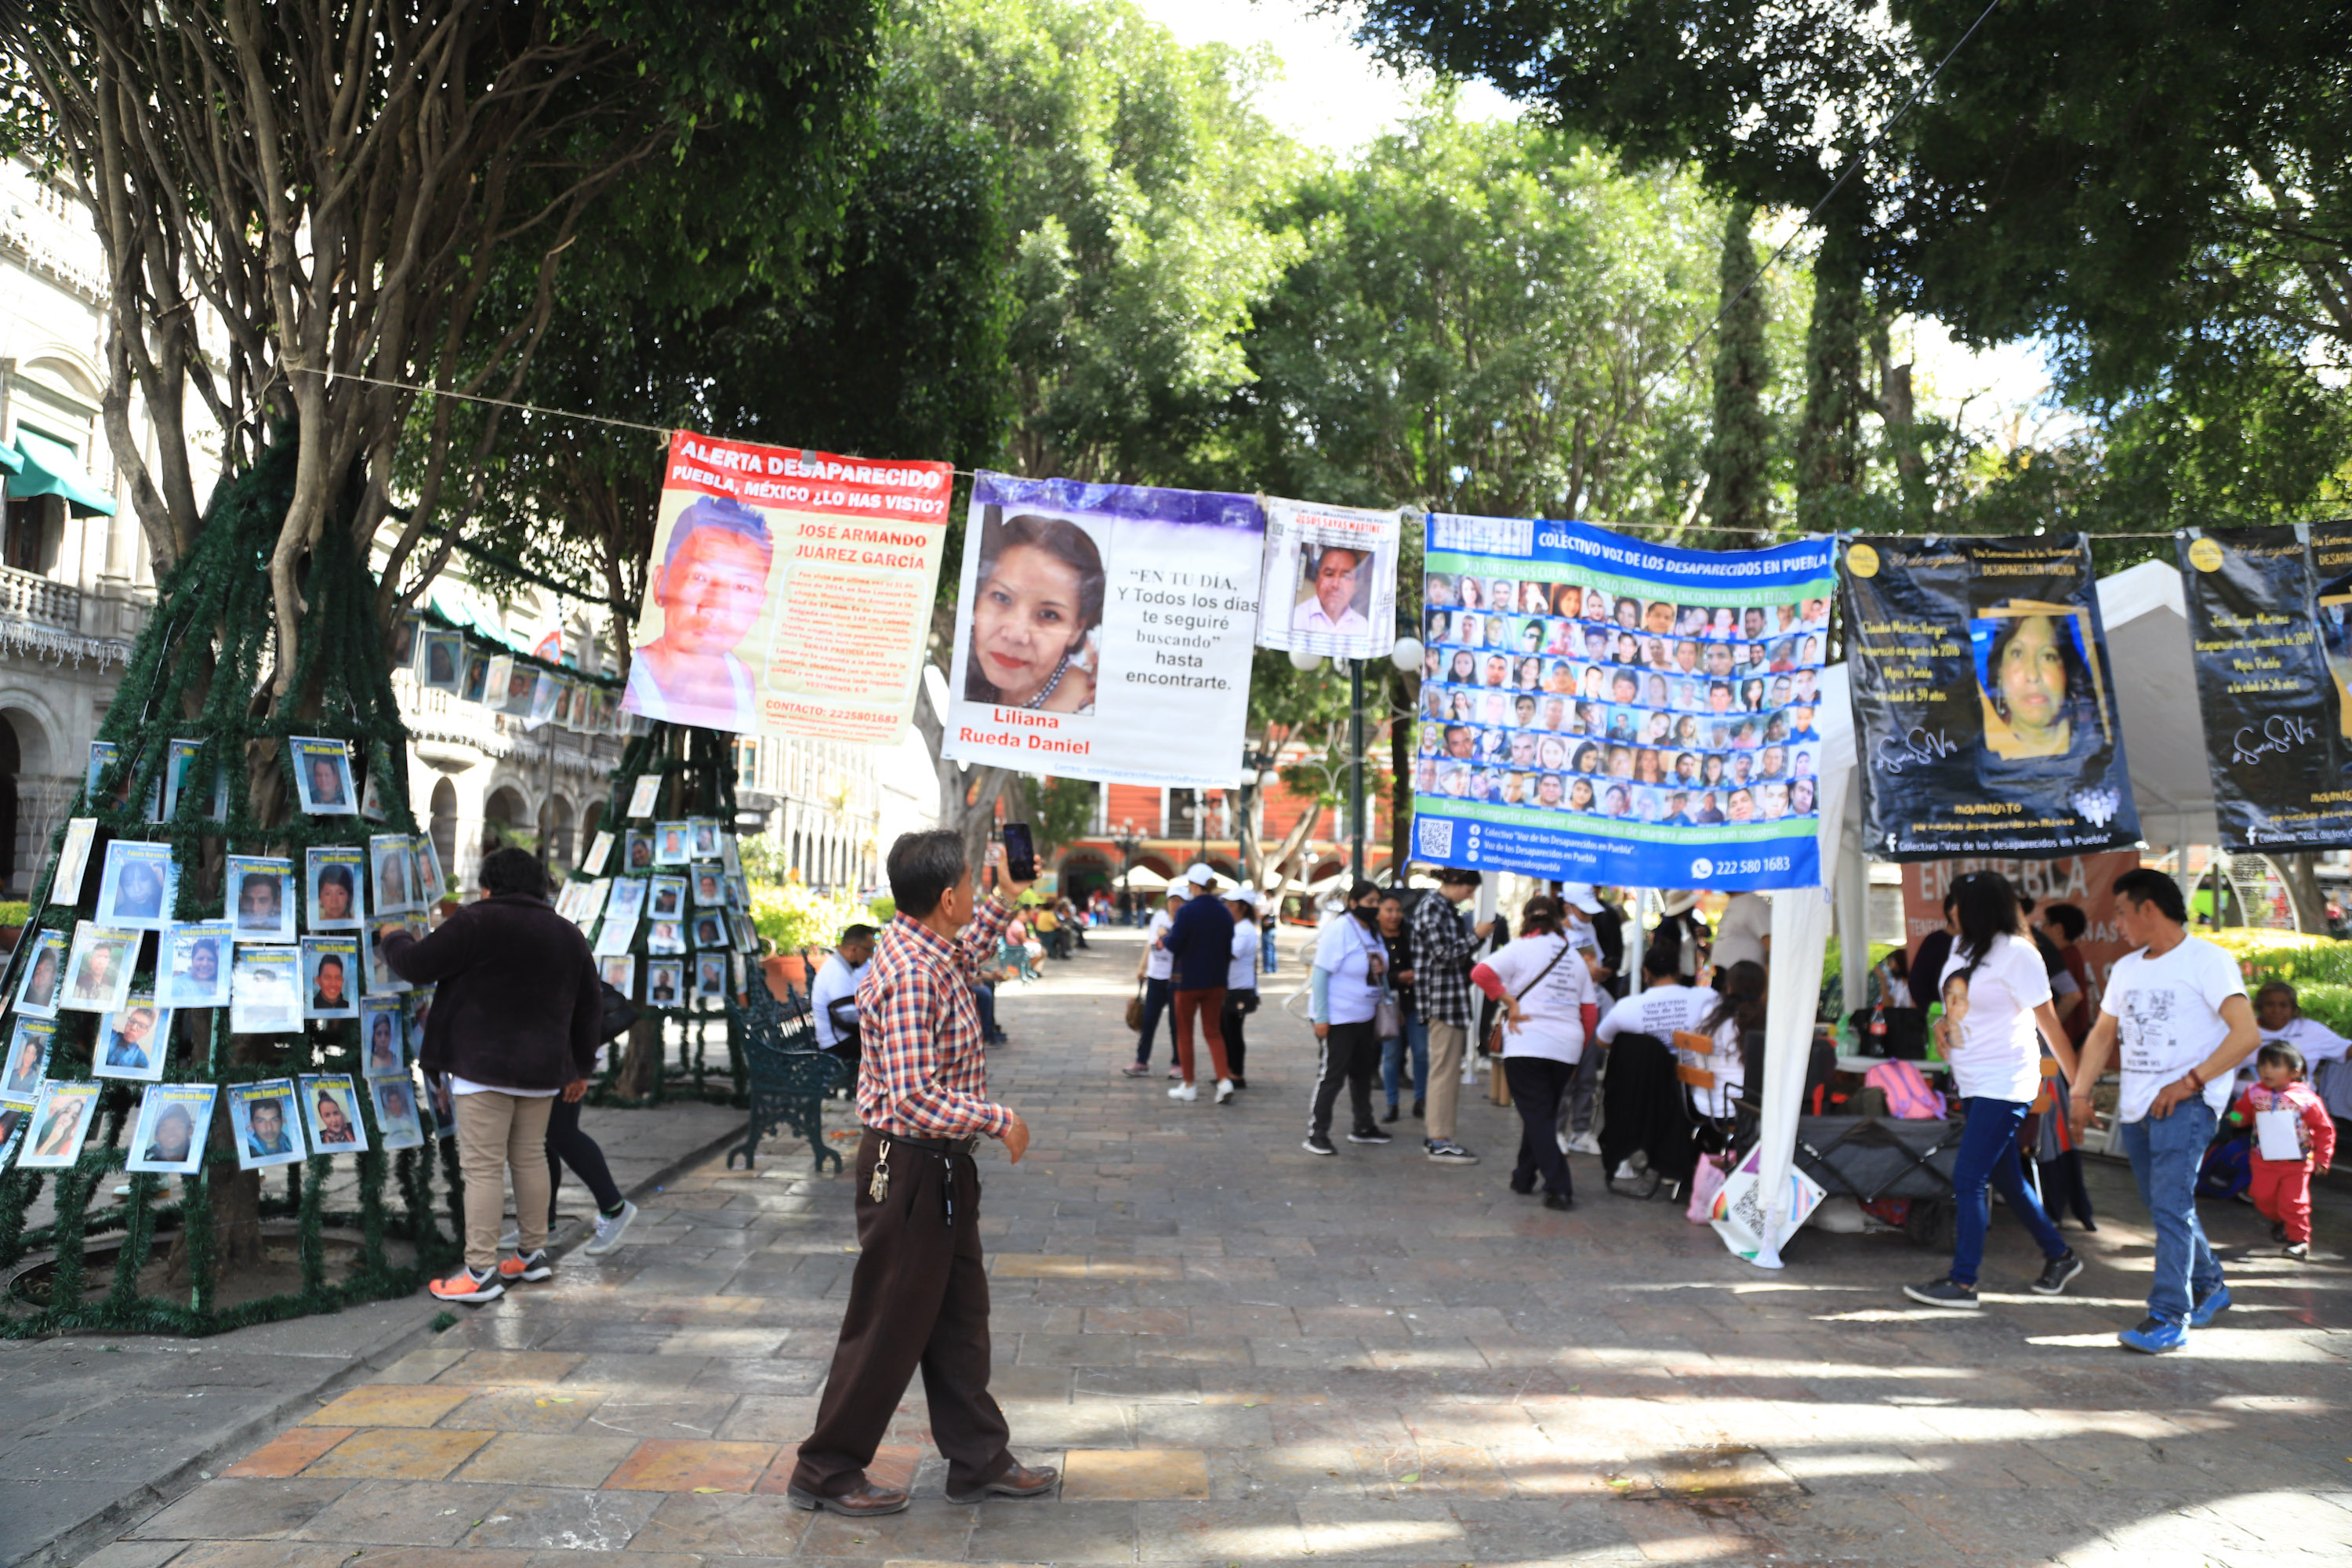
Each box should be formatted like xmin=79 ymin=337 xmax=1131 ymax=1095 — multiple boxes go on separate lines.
xmin=1971 ymin=607 xmax=2105 ymax=763
xmin=962 ymin=510 xmax=1107 ymax=715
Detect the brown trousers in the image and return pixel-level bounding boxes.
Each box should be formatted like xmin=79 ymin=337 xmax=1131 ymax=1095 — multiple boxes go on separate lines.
xmin=1172 ymin=986 xmax=1230 ymax=1083
xmin=454 ymin=1090 xmax=553 ymax=1272
xmin=791 ymin=1129 xmax=1012 ymax=1498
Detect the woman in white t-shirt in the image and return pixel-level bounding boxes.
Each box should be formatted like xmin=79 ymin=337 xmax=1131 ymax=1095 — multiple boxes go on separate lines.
xmin=1903 ymin=872 xmax=2084 ymax=1310
xmin=1471 ymin=895 xmax=1595 ymax=1209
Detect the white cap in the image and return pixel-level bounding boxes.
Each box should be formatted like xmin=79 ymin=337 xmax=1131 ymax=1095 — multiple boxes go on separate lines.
xmin=1563 ymin=882 xmax=1605 ymax=914
xmin=1185 ymin=863 xmax=1215 ymax=887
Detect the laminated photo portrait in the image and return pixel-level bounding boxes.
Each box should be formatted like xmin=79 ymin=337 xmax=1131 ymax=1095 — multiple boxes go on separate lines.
xmin=226 ymin=855 xmax=297 ymax=944
xmin=362 ymin=919 xmax=419 ymax=997
xmin=370 ymin=834 xmax=416 ymax=914
xmin=158 ymin=920 xmax=234 ymax=1010
xmin=302 ymin=936 xmax=361 ymax=1019
xmin=17 ymin=1080 xmax=100 ymax=1169
xmin=85 ymin=739 xmax=140 ymax=813
xmin=600 ymin=954 xmax=637 ymax=999
xmin=646 ymin=919 xmax=686 ymax=956
xmin=0 ymin=1105 xmax=25 ymax=1170
xmin=62 ymin=923 xmax=140 ymax=1014
xmin=12 ymin=927 xmax=68 ymax=1019
xmin=162 ymin=738 xmax=227 ymax=823
xmin=626 ymin=775 xmax=662 ymax=819
xmin=94 ymin=994 xmax=172 ymax=1082
xmin=690 ymin=819 xmax=720 ymax=858
xmin=2 ymin=1018 xmax=56 ymax=1105
xmin=691 ymin=863 xmax=725 ymax=906
xmin=460 ymin=648 xmax=492 ymax=704
xmin=653 ymin=822 xmax=691 ymax=866
xmin=48 ymin=817 xmax=97 ymax=909
xmin=94 ymin=840 xmax=176 ymax=931
xmin=648 ymin=875 xmax=686 ymax=920
xmin=419 ymin=629 xmax=465 ymax=692
xmin=695 ymin=954 xmax=728 ymax=1000
xmin=298 ymin=1073 xmax=369 ymax=1154
xmin=126 ymin=1083 xmax=216 ymax=1175
xmin=231 ymin=946 xmax=303 ymax=1034
xmin=692 ymin=912 xmax=728 ymax=949
xmin=581 ymin=829 xmax=615 ymax=877
xmin=371 ymin=1076 xmax=425 ymax=1151
xmin=624 ymin=829 xmax=654 ymax=871
xmin=228 ymin=1079 xmax=307 ymax=1169
xmin=360 ymin=997 xmax=407 ymax=1077
xmin=287 ymin=736 xmax=358 ymax=815
xmin=644 ymin=959 xmax=684 ymax=1008
xmin=424 ymin=1071 xmax=457 ymax=1139
xmin=306 ymin=846 xmax=368 ymax=931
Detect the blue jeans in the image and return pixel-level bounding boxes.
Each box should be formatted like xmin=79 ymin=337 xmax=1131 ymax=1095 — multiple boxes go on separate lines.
xmin=1131 ymin=977 xmax=1173 ymax=1065
xmin=973 ymin=982 xmax=1003 ymax=1041
xmin=2119 ymin=1099 xmax=2224 ymax=1326
xmin=1381 ymin=1016 xmax=1428 ymax=1108
xmin=1949 ymin=1096 xmax=2067 ymax=1287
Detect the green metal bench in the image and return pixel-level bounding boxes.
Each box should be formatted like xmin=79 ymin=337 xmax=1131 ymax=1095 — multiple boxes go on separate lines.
xmin=725 ymin=978 xmax=846 ymax=1174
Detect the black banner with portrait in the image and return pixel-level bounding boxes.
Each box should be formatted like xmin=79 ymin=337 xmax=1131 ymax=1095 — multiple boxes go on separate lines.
xmin=1840 ymin=533 xmax=2140 ymax=861
xmin=2180 ymin=521 xmax=2352 ymax=850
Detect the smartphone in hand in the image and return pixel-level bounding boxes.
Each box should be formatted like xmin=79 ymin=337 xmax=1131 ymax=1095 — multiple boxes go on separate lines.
xmin=1002 ymin=822 xmax=1037 ymax=884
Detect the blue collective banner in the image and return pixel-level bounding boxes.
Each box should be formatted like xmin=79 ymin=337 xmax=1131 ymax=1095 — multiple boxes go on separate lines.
xmin=1410 ymin=514 xmax=1835 ymax=891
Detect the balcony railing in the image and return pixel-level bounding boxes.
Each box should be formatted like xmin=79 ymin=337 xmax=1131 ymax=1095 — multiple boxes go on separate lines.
xmin=0 ymin=564 xmax=81 ymax=630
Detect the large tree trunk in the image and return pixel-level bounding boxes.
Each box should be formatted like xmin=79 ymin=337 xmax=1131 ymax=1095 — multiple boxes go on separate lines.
xmin=2275 ymin=851 xmax=2330 ymax=934
xmin=1703 ymin=199 xmax=1773 ymax=542
xmin=1798 ymin=191 xmax=1868 ymax=534
xmin=615 ymin=1014 xmax=665 ymax=1100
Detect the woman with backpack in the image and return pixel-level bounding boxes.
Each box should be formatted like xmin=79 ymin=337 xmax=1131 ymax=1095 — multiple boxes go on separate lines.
xmin=1472 ymin=895 xmax=1598 ymax=1210
xmin=1904 ymin=871 xmax=2086 ymax=1308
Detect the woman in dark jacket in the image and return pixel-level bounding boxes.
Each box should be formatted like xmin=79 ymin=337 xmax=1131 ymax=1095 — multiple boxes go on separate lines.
xmin=383 ymin=847 xmax=602 ymax=1303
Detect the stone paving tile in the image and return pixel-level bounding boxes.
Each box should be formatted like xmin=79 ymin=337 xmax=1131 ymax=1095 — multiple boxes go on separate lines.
xmin=457 ymin=1484 xmax=662 ymax=1550
xmin=285 ymin=1477 xmax=498 ymax=1546
xmin=123 ymin=1478 xmax=354 ymax=1541
xmin=222 ymin=1425 xmax=357 ymax=1478
xmin=299 ymin=1428 xmax=495 ymax=1480
xmin=453 ymin=1431 xmax=641 ymax=1487
xmin=601 ymin=1436 xmax=781 ymax=1493
xmin=1060 ymin=1447 xmax=1211 ymax=1501
xmin=303 ymin=1384 xmax=477 ymax=1428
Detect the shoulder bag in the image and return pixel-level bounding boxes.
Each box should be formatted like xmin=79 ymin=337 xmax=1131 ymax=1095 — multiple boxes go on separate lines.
xmin=1482 ymin=936 xmax=1573 ymax=1058
xmin=1124 ymin=977 xmax=1146 ymax=1033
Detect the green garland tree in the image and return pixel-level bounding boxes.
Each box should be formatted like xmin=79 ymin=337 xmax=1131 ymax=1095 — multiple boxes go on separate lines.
xmin=0 ymin=437 xmax=456 ymax=1335
xmin=1702 ymin=200 xmax=1774 ymax=540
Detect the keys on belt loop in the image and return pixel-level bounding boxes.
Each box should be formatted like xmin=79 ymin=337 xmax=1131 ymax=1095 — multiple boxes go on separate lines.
xmin=869 ymin=1139 xmax=892 ymax=1201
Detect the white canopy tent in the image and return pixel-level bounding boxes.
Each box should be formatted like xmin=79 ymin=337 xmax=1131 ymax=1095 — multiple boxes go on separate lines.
xmin=1744 ymin=557 xmax=2215 ymax=1266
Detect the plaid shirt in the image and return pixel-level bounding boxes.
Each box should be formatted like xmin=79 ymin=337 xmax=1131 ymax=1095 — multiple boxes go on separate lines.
xmin=1410 ymin=890 xmax=1481 ymax=1027
xmin=855 ymin=895 xmax=1017 ymax=1140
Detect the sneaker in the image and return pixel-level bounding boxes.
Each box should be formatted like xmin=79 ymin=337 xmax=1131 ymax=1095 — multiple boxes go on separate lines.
xmin=2283 ymin=1241 xmax=2310 ymax=1261
xmin=496 ymin=1225 xmax=521 ymax=1250
xmin=1168 ymin=1082 xmax=1198 ymax=1102
xmin=1902 ymin=1277 xmax=1980 ymax=1309
xmin=585 ymin=1200 xmax=639 ymax=1257
xmin=1167 ymin=1066 xmax=1182 ymax=1080
xmin=1230 ymin=1076 xmax=1247 ymax=1091
xmin=2188 ymin=1283 xmax=2231 ymax=1327
xmin=1302 ymin=1134 xmax=1336 ymax=1156
xmin=1411 ymin=1098 xmax=1424 ymax=1119
xmin=499 ymin=1249 xmax=554 ymax=1283
xmin=1425 ymin=1140 xmax=1479 ymax=1165
xmin=2030 ymin=1251 xmax=2085 ymax=1297
xmin=1122 ymin=1062 xmax=1150 ymax=1077
xmin=1542 ymin=1192 xmax=1574 ymax=1211
xmin=430 ymin=1266 xmax=504 ymax=1304
xmin=1563 ymin=1131 xmax=1602 ymax=1156
xmin=1383 ymin=1104 xmax=1400 ymax=1123
xmin=2118 ymin=1316 xmax=2187 ymax=1354
xmin=1348 ymin=1126 xmax=1393 ymax=1145
xmin=1215 ymin=1079 xmax=1235 ymax=1104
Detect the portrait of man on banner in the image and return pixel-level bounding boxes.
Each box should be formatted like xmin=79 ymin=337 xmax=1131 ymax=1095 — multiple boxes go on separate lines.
xmin=1293 ymin=543 xmax=1374 ymax=636
xmin=623 ymin=493 xmax=774 ymax=732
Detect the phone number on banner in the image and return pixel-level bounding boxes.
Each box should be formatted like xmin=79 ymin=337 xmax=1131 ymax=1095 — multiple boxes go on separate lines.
xmin=1409 ymin=806 xmax=1820 ymax=891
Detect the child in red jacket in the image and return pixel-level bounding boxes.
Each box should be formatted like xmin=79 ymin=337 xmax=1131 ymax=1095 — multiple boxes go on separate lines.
xmin=2227 ymin=1042 xmax=2336 ymax=1261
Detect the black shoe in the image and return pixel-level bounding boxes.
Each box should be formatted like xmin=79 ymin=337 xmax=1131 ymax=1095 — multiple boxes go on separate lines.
xmin=1542 ymin=1192 xmax=1574 ymax=1211
xmin=1302 ymin=1134 xmax=1336 ymax=1156
xmin=2273 ymin=1220 xmax=2288 ymax=1243
xmin=1383 ymin=1105 xmax=1400 ymax=1123
xmin=2031 ymin=1251 xmax=2085 ymax=1297
xmin=1411 ymin=1098 xmax=1424 ymax=1119
xmin=1508 ymin=1176 xmax=1536 ymax=1196
xmin=1230 ymin=1077 xmax=1247 ymax=1090
xmin=1348 ymin=1126 xmax=1394 ymax=1145
xmin=1903 ymin=1277 xmax=1980 ymax=1308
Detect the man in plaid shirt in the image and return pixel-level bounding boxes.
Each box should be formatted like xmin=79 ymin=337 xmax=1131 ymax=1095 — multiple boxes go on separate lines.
xmin=1412 ymin=867 xmax=1494 ymax=1165
xmin=788 ymin=831 xmax=1056 ymax=1517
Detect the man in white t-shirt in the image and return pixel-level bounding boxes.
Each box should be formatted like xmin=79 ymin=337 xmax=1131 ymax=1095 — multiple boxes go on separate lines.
xmin=2069 ymin=869 xmax=2259 ymax=1353
xmin=1123 ymin=891 xmax=1185 ymax=1078
xmin=1711 ymin=891 xmax=1772 ymax=971
xmin=811 ymin=925 xmax=877 ymax=1060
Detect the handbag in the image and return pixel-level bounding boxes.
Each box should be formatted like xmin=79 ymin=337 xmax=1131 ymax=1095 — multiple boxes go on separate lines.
xmin=1374 ymin=987 xmax=1405 ymax=1040
xmin=1124 ymin=978 xmax=1145 ymax=1033
xmin=596 ymin=981 xmax=640 ymax=1043
xmin=1482 ymin=937 xmax=1574 ymax=1058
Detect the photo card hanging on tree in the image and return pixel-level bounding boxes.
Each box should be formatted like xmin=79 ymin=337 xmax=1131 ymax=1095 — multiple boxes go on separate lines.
xmin=653 ymin=822 xmax=691 ymax=865
xmin=2 ymin=1018 xmax=54 ymax=1104
xmin=358 ymin=742 xmax=392 ymax=822
xmin=306 ymin=847 xmax=367 ymax=931
xmin=371 ymin=1076 xmax=424 ymax=1150
xmin=12 ymin=928 xmax=67 ymax=1018
xmin=288 ymin=737 xmax=358 ymax=815
xmin=359 ymin=996 xmax=406 ymax=1077
xmin=690 ymin=819 xmax=720 ymax=858
xmin=418 ymin=630 xmax=464 ymax=691
xmin=62 ymin=923 xmax=140 ymax=1013
xmin=95 ymin=840 xmax=176 ymax=931
xmin=0 ymin=1105 xmax=25 ymax=1168
xmin=48 ymin=817 xmax=97 ymax=909
xmin=692 ymin=911 xmax=728 ymax=950
xmin=600 ymin=954 xmax=636 ymax=999
xmin=162 ymin=739 xmax=229 ymax=823
xmin=228 ymin=1078 xmax=307 ymax=1169
xmin=460 ymin=650 xmax=492 ymax=704
xmin=369 ymin=834 xmax=416 ymax=913
xmin=85 ymin=739 xmax=143 ymax=815
xmin=424 ymin=1071 xmax=457 ymax=1140
xmin=125 ymin=1083 xmax=216 ymax=1174
xmin=303 ymin=936 xmax=361 ymax=1019
xmin=582 ymin=829 xmax=615 ymax=876
xmin=298 ymin=1073 xmax=368 ymax=1153
xmin=644 ymin=959 xmax=684 ymax=1007
xmin=231 ymin=946 xmax=302 ymax=1033
xmin=16 ymin=1080 xmax=100 ymax=1168
xmin=94 ymin=993 xmax=170 ymax=1082
xmin=648 ymin=876 xmax=686 ymax=920
xmin=623 ymin=829 xmax=653 ymax=871
xmin=695 ymin=953 xmax=728 ymax=1000
xmin=691 ymin=863 xmax=724 ymax=906
xmin=393 ymin=613 xmax=421 ymax=667
xmin=227 ymin=855 xmax=296 ymax=942
xmin=158 ymin=920 xmax=231 ymax=1009
xmin=626 ymin=773 xmax=662 ymax=821
xmin=646 ymin=917 xmax=686 ymax=955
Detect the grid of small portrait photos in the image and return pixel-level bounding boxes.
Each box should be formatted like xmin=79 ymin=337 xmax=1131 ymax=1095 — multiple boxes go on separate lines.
xmin=1415 ymin=576 xmax=1833 ymax=829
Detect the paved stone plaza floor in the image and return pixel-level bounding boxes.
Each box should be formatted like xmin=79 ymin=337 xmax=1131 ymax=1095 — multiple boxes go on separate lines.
xmin=77 ymin=926 xmax=2352 ymax=1566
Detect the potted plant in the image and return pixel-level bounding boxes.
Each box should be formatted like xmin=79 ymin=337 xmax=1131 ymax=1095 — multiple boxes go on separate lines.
xmin=753 ymin=884 xmax=858 ymax=997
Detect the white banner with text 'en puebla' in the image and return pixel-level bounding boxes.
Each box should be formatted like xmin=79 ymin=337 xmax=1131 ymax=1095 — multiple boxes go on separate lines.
xmin=1411 ymin=514 xmax=1835 ymax=891
xmin=941 ymin=472 xmax=1264 ymax=788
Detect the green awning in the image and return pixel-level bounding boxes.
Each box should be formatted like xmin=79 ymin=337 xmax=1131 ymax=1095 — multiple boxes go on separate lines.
xmin=0 ymin=444 xmax=20 ymax=476
xmin=9 ymin=427 xmax=116 ymax=517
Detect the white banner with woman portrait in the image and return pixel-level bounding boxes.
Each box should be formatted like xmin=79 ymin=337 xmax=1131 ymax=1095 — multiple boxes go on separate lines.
xmin=940 ymin=472 xmax=1265 ymax=788
xmin=1254 ymin=497 xmax=1400 ymax=659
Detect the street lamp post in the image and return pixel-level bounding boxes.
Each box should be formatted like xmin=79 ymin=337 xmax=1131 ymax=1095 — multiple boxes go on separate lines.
xmin=1348 ymin=658 xmax=1366 ymax=881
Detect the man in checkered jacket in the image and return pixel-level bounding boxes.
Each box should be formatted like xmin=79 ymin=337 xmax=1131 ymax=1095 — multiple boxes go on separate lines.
xmin=1410 ymin=867 xmax=1495 ymax=1165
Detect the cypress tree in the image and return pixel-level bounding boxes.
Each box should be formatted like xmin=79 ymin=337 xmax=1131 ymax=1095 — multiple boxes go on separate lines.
xmin=1704 ymin=200 xmax=1773 ymax=538
xmin=1798 ymin=195 xmax=1868 ymax=532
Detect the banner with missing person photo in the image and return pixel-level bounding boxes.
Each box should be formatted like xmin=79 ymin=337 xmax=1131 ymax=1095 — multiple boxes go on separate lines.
xmin=2178 ymin=521 xmax=2352 ymax=851
xmin=1254 ymin=497 xmax=1401 ymax=660
xmin=1840 ymin=532 xmax=2140 ymax=860
xmin=619 ymin=430 xmax=954 ymax=744
xmin=940 ymin=472 xmax=1265 ymax=789
xmin=1409 ymin=514 xmax=1835 ymax=890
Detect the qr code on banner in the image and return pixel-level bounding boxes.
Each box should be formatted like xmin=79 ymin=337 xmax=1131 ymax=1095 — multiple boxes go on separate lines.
xmin=1415 ymin=817 xmax=1454 ymax=861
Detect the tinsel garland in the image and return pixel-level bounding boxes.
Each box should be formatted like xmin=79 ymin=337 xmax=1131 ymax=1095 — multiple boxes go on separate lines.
xmin=0 ymin=435 xmax=462 ymax=1336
